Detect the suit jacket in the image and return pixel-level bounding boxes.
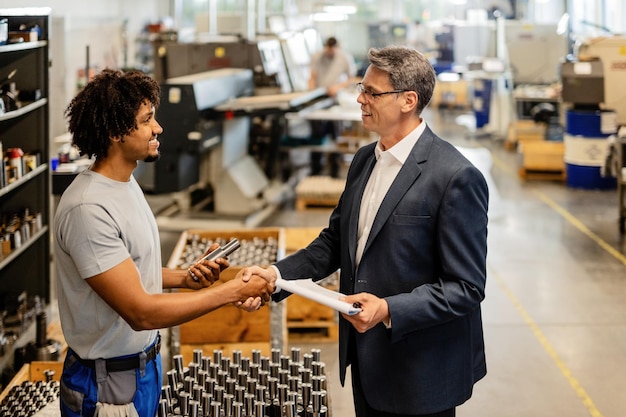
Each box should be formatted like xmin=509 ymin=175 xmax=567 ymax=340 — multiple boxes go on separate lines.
xmin=275 ymin=126 xmax=488 ymax=414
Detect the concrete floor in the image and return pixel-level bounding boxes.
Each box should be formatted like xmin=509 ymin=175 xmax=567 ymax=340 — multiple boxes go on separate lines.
xmin=153 ymin=107 xmax=626 ymax=417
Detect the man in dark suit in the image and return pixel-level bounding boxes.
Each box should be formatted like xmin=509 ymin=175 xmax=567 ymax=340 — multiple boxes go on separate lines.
xmin=261 ymin=45 xmax=489 ymax=417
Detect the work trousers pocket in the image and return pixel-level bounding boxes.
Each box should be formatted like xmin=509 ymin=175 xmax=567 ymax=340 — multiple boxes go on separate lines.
xmin=98 ymin=369 xmax=136 ymax=404
xmin=60 ymin=350 xmax=161 ymax=417
xmin=60 ymin=353 xmax=138 ymax=417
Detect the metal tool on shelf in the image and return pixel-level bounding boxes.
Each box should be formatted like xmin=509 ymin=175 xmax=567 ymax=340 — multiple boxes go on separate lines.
xmin=0 ymin=68 xmax=17 ymax=113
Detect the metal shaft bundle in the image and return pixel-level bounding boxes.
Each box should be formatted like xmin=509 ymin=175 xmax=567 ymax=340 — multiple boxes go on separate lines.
xmin=0 ymin=370 xmax=59 ymax=417
xmin=160 ymin=347 xmax=329 ymax=417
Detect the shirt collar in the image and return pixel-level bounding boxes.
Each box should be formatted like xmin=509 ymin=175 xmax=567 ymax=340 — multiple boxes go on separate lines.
xmin=374 ymin=121 xmax=427 ymax=164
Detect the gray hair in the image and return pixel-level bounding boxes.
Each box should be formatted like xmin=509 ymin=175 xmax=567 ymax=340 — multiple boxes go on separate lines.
xmin=367 ymin=46 xmax=436 ymax=115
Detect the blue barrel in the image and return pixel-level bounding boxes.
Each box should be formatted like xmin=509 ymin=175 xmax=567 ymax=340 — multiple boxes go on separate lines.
xmin=564 ymin=110 xmax=617 ymax=190
xmin=566 ymin=109 xmax=615 ymax=137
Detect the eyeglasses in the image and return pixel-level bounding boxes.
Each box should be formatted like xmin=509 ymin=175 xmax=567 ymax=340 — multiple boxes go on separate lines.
xmin=356 ymin=82 xmax=410 ymax=99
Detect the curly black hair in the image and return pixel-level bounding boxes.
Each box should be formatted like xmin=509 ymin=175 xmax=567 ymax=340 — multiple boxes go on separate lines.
xmin=64 ymin=68 xmax=161 ymax=159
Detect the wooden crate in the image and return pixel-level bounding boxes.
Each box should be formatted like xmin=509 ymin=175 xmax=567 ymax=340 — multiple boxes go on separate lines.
xmin=168 ymin=228 xmax=287 ymax=356
xmin=179 ymin=300 xmax=272 ymax=344
xmin=295 ymin=176 xmax=345 ymax=210
xmin=519 ymin=167 xmax=566 ymax=181
xmin=285 ymin=273 xmax=338 ymax=323
xmin=0 ymin=361 xmax=63 ymax=402
xmin=170 ymin=227 xmax=343 ymax=349
xmin=166 ymin=228 xmax=285 ymax=272
xmin=283 ymin=228 xmax=339 ymax=342
xmin=283 ymin=227 xmax=322 ymax=254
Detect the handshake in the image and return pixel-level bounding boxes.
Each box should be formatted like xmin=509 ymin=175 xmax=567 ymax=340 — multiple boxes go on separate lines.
xmin=185 ymin=239 xmax=277 ymax=312
xmin=232 ymin=265 xmax=278 ymax=311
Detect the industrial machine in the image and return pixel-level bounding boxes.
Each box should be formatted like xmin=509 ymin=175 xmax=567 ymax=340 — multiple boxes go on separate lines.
xmin=136 ymin=69 xmax=330 ymax=224
xmin=560 ymin=36 xmax=626 ymax=123
xmin=152 ymin=36 xmax=292 ymax=93
xmin=135 ymin=68 xmax=253 ymax=195
xmin=576 ymin=36 xmax=626 ymax=125
xmin=211 ymin=88 xmax=330 ymax=216
xmin=560 ymin=58 xmax=604 ymax=106
xmin=504 ymin=21 xmax=569 ymax=85
xmin=138 ymin=31 xmax=338 ymax=224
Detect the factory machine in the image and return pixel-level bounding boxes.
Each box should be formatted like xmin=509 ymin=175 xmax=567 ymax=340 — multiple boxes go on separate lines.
xmin=135 ymin=68 xmax=253 ymax=195
xmin=210 ymin=87 xmax=329 ymax=217
xmin=560 ymin=58 xmax=604 ymax=107
xmin=136 ymin=67 xmax=298 ymax=222
xmin=152 ymin=36 xmax=293 ymax=94
xmin=137 ymin=35 xmax=332 ymax=223
xmin=560 ymin=35 xmax=626 ymax=124
xmin=574 ymin=36 xmax=626 ymax=125
xmin=504 ymin=21 xmax=569 ymax=86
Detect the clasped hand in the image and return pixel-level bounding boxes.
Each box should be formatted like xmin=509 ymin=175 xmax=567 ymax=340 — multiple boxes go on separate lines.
xmin=236 ymin=266 xmax=277 ymax=312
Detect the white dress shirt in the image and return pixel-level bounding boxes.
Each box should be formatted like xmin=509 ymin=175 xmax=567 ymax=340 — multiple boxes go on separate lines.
xmin=355 ymin=122 xmax=426 ymax=328
xmin=355 ymin=122 xmax=426 ymax=267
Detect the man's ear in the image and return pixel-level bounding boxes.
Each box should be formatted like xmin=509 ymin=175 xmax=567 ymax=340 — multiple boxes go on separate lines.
xmin=401 ymin=91 xmax=419 ymax=114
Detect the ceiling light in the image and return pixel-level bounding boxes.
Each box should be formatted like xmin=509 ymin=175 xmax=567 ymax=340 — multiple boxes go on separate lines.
xmin=311 ymin=12 xmax=349 ymax=22
xmin=323 ymin=5 xmax=357 ymax=14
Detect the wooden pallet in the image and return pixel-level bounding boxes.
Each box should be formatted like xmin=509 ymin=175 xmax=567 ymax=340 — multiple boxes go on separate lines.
xmin=287 ymin=320 xmax=338 ymax=342
xmin=519 ymin=167 xmax=566 ymax=181
xmin=295 ymin=197 xmax=339 ymax=210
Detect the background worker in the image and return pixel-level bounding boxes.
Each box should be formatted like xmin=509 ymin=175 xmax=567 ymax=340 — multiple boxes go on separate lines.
xmin=255 ymin=46 xmax=489 ymax=417
xmin=308 ymin=36 xmax=358 ymax=177
xmin=55 ymin=69 xmax=274 ymax=417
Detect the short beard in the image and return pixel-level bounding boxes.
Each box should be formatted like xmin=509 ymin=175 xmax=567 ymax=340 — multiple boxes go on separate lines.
xmin=144 ymin=152 xmax=160 ymax=163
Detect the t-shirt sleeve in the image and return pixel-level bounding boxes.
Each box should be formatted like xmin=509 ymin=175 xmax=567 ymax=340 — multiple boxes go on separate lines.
xmin=57 ymin=203 xmax=130 ymax=279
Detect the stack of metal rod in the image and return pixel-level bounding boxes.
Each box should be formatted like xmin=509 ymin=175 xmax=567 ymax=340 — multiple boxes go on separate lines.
xmin=0 ymin=369 xmax=59 ymax=417
xmin=159 ymin=347 xmax=329 ymax=417
xmin=177 ymin=235 xmax=279 ymax=269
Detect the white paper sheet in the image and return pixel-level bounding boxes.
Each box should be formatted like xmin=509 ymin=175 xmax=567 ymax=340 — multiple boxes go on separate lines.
xmin=276 ymin=278 xmax=362 ymax=315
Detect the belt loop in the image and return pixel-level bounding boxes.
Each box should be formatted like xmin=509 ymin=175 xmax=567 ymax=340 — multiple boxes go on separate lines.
xmin=139 ymin=351 xmax=147 ymax=377
xmin=95 ymin=359 xmax=108 ymax=384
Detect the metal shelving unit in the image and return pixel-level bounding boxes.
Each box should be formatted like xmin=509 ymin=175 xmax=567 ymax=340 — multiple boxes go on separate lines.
xmin=0 ymin=7 xmax=51 ymax=383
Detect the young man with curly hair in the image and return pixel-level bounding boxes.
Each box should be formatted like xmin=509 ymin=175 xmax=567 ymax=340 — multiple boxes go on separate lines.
xmin=55 ymin=69 xmax=274 ymax=417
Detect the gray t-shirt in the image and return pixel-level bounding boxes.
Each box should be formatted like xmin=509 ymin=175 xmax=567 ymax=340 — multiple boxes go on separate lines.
xmin=310 ymin=48 xmax=357 ymax=89
xmin=54 ymin=169 xmax=160 ymax=359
